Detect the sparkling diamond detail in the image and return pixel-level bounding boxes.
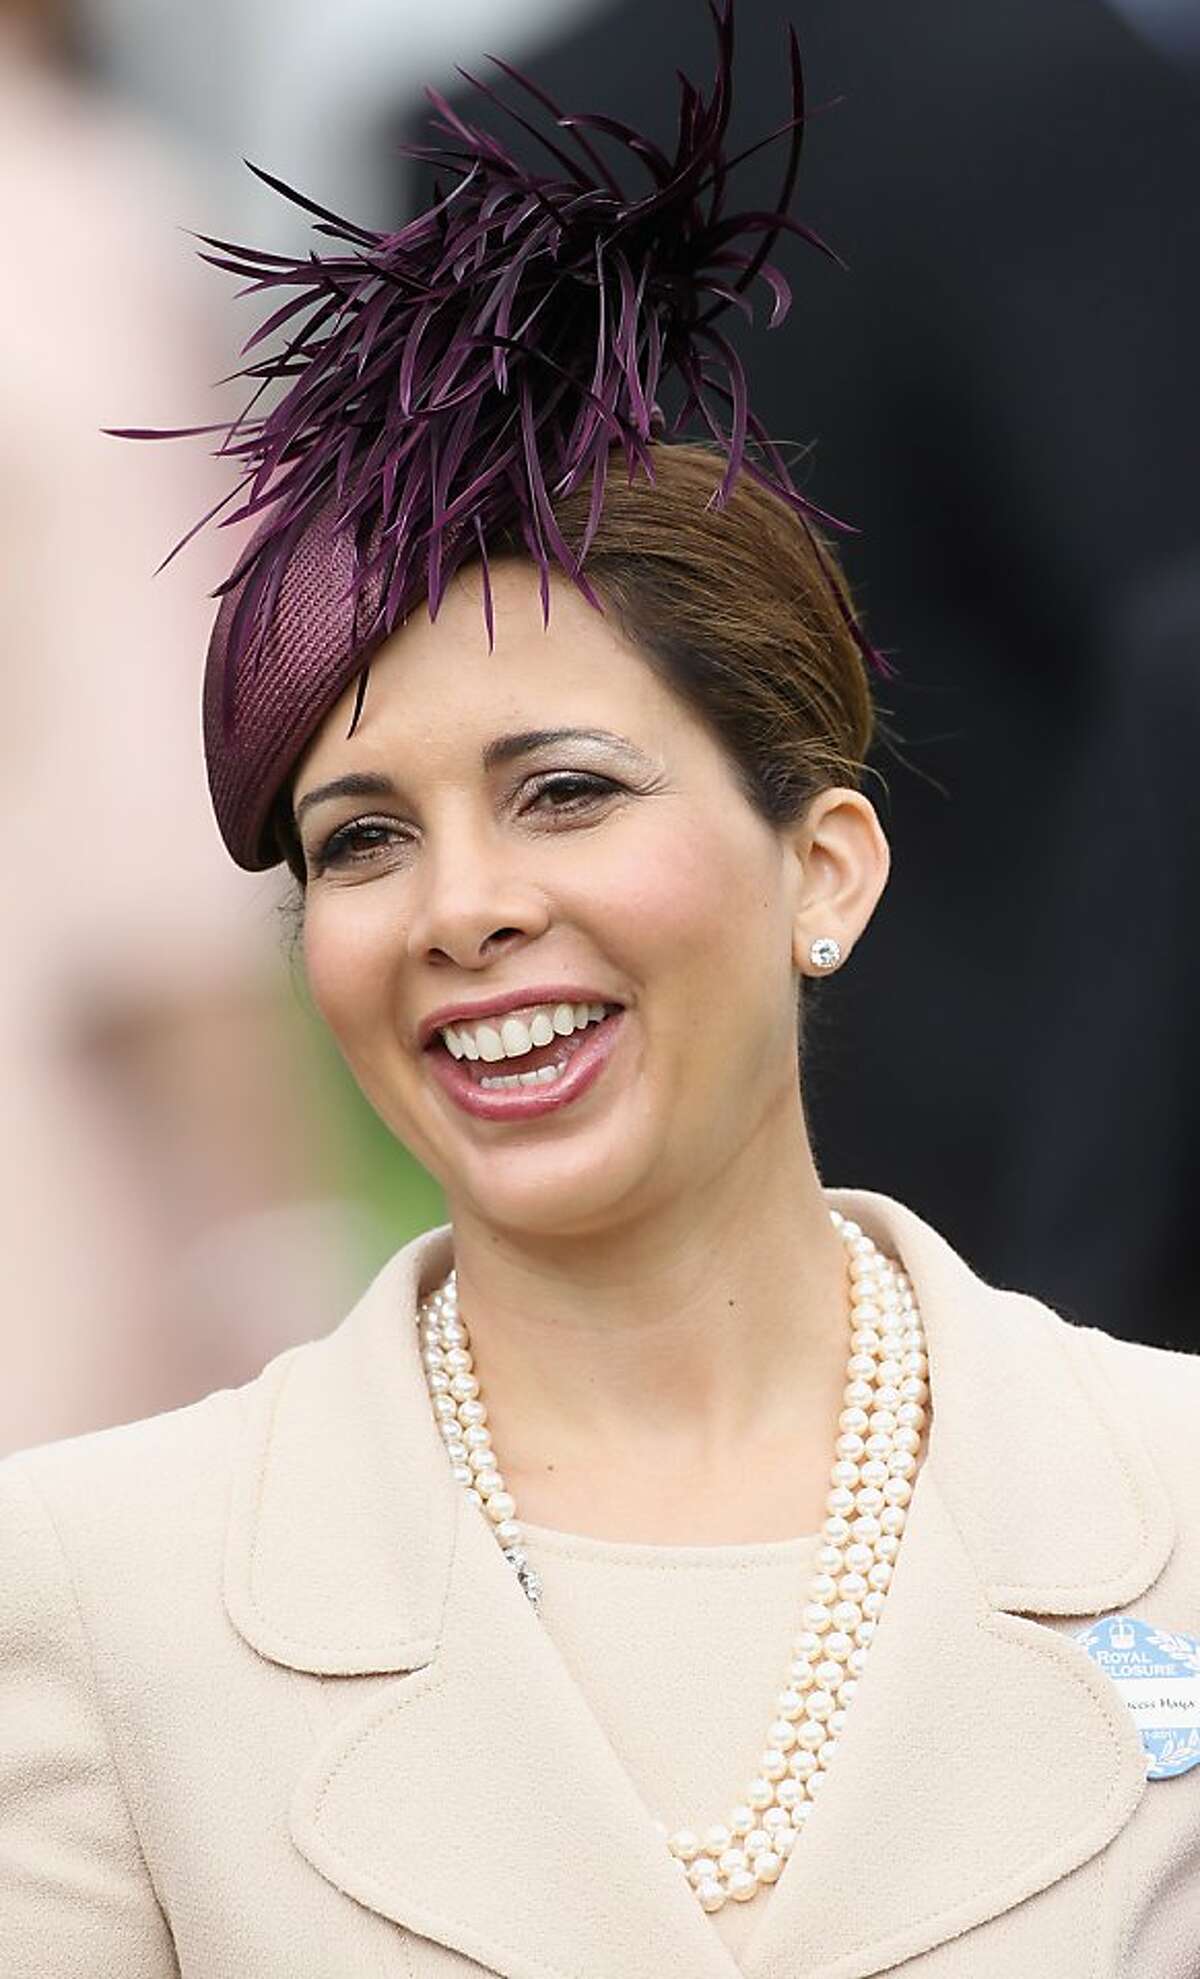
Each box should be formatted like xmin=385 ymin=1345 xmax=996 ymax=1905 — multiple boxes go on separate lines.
xmin=809 ymin=938 xmax=842 ymax=971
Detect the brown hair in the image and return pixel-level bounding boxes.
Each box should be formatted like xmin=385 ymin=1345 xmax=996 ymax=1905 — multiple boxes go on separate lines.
xmin=272 ymin=442 xmax=876 ymax=887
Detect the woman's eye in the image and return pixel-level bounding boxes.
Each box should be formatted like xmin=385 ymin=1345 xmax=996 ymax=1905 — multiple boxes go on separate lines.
xmin=311 ymin=819 xmax=404 ymax=870
xmin=525 ymin=773 xmax=618 ymax=814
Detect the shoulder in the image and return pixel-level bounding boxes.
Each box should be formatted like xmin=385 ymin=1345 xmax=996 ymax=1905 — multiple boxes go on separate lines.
xmin=1073 ymin=1322 xmax=1200 ymax=1520
xmin=0 ymin=1373 xmax=253 ymax=1635
xmin=0 ymin=1224 xmax=446 ymax=1615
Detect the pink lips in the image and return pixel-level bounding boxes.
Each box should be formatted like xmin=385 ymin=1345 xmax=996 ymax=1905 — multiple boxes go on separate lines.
xmin=427 ymin=1010 xmax=626 ymax=1122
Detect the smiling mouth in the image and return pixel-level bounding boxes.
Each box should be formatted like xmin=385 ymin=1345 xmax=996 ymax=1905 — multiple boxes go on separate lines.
xmin=434 ymin=1021 xmax=602 ymax=1086
xmin=426 ymin=1008 xmax=626 ymax=1118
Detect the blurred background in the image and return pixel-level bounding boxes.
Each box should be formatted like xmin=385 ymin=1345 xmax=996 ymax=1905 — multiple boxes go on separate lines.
xmin=3 ymin=0 xmax=1196 ymax=1454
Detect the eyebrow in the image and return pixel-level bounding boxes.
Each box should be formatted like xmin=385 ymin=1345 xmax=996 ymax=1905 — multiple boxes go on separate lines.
xmin=293 ymin=728 xmax=648 ymax=829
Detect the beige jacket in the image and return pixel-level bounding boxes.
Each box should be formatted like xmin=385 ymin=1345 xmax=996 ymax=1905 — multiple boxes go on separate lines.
xmin=2 ymin=1187 xmax=1199 ymax=1978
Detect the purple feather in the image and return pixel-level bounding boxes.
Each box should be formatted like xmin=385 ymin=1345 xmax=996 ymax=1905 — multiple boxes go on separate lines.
xmin=116 ymin=0 xmax=885 ymax=713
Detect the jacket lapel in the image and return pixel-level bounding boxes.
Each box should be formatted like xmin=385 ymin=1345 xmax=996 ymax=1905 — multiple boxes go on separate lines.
xmin=223 ymin=1191 xmax=1174 ymax=1979
xmin=224 ymin=1227 xmax=740 ymax=1979
xmin=738 ymin=1189 xmax=1174 ymax=1979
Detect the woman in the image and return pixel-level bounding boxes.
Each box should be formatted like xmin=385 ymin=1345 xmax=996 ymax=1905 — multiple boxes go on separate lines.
xmin=3 ymin=10 xmax=1199 ymax=1975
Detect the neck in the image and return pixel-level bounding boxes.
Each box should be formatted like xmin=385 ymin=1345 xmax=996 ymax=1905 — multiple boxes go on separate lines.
xmin=442 ymin=1136 xmax=852 ymax=1538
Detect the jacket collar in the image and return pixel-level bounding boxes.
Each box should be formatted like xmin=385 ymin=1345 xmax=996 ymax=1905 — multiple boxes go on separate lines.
xmin=224 ymin=1187 xmax=1173 ymax=1979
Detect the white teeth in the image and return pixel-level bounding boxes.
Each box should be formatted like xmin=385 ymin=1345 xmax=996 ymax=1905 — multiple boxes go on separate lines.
xmin=479 ymin=1063 xmax=564 ymax=1091
xmin=500 ymin=1016 xmax=533 ymax=1058
xmin=441 ymin=999 xmax=616 ymax=1060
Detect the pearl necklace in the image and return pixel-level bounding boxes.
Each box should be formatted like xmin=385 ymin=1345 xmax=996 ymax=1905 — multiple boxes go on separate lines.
xmin=416 ymin=1209 xmax=928 ymax=1916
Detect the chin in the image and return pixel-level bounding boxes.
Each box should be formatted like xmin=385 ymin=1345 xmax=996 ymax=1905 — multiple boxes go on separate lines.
xmin=444 ymin=1127 xmax=664 ymax=1242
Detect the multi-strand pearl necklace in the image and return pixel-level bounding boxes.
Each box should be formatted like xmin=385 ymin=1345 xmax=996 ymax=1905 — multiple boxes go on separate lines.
xmin=416 ymin=1209 xmax=928 ymax=1916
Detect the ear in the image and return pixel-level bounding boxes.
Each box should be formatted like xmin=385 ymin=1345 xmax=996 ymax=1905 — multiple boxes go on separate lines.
xmin=782 ymin=787 xmax=891 ymax=976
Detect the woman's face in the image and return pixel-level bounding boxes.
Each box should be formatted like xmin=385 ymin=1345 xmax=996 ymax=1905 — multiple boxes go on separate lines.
xmin=294 ymin=560 xmax=839 ymax=1239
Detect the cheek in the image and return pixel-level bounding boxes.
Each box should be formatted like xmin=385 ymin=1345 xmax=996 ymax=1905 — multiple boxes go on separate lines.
xmin=301 ymin=896 xmax=396 ymax=1055
xmin=589 ymin=812 xmax=777 ymax=978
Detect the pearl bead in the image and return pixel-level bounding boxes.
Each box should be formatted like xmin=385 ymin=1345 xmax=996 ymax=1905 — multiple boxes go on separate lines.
xmin=415 ymin=1210 xmax=927 ymax=1922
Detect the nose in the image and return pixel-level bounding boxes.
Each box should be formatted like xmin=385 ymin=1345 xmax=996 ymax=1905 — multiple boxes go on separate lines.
xmin=404 ymin=824 xmax=551 ymax=969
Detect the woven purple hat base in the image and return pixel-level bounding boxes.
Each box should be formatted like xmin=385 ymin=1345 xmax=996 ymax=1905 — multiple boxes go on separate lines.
xmin=203 ymin=503 xmax=393 ymax=871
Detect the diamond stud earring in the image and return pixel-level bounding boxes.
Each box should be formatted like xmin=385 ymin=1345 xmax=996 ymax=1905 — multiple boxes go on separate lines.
xmin=809 ymin=936 xmax=843 ymax=971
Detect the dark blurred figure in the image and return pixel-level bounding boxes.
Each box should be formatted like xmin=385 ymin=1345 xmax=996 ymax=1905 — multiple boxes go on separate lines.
xmin=397 ymin=0 xmax=1200 ymax=1349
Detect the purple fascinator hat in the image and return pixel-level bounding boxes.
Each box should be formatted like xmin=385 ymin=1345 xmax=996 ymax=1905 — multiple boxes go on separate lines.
xmin=114 ymin=0 xmax=878 ymax=871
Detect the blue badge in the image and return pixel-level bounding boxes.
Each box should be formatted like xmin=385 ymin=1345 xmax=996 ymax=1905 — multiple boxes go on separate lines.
xmin=1076 ymin=1616 xmax=1200 ymax=1780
